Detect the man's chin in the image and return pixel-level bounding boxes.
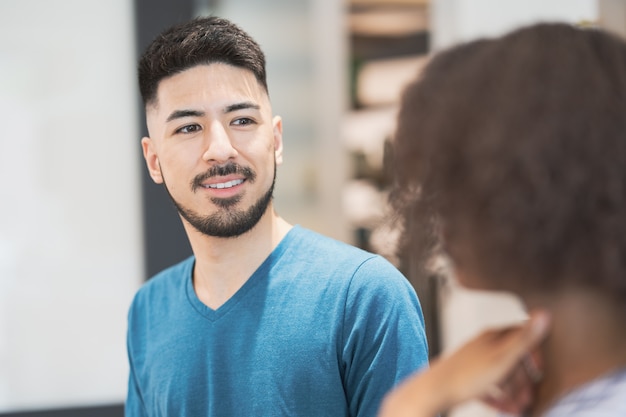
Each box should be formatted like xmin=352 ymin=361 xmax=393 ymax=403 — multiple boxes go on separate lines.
xmin=211 ymin=196 xmax=242 ymax=209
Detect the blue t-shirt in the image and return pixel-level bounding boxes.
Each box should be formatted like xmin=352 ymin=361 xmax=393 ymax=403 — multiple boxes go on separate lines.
xmin=126 ymin=226 xmax=428 ymax=417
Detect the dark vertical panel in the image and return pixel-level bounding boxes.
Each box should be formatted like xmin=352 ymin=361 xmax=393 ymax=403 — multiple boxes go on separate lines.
xmin=134 ymin=0 xmax=196 ymax=279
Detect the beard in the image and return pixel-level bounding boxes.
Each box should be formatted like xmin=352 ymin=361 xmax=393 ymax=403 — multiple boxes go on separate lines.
xmin=163 ymin=161 xmax=276 ymax=238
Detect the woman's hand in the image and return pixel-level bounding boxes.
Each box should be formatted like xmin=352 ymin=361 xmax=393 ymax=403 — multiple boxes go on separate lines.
xmin=378 ymin=310 xmax=551 ymax=417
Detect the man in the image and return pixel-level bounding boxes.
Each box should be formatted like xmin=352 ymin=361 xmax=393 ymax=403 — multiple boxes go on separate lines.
xmin=127 ymin=16 xmax=428 ymax=417
xmin=379 ymin=22 xmax=626 ymax=417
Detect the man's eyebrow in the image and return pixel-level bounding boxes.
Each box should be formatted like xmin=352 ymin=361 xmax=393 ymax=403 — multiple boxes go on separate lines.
xmin=224 ymin=102 xmax=260 ymax=113
xmin=166 ymin=109 xmax=205 ymax=123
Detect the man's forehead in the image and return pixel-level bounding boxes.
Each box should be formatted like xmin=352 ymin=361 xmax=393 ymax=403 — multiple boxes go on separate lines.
xmin=147 ymin=64 xmax=269 ymax=114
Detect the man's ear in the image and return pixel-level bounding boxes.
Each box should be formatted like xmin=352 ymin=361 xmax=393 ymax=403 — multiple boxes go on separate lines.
xmin=141 ymin=137 xmax=164 ymax=184
xmin=272 ymin=115 xmax=284 ymax=166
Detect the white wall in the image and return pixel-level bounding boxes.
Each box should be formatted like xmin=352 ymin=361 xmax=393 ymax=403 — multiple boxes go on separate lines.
xmin=432 ymin=0 xmax=597 ymax=50
xmin=0 ymin=0 xmax=142 ymax=411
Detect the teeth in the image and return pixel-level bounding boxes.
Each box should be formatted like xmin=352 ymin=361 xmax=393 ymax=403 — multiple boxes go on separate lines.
xmin=206 ymin=179 xmax=244 ymax=189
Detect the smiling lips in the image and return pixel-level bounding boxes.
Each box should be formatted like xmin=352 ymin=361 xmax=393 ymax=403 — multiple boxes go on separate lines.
xmin=204 ymin=179 xmax=244 ymax=189
xmin=191 ymin=163 xmax=256 ymax=194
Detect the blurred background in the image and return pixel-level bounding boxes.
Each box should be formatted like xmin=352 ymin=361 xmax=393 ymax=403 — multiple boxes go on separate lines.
xmin=0 ymin=0 xmax=624 ymax=416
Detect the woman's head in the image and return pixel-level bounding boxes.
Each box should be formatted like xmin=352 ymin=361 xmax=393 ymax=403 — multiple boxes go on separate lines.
xmin=392 ymin=23 xmax=626 ymax=298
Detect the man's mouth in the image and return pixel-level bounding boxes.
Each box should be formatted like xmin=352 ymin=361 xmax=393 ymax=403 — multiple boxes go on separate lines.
xmin=204 ymin=179 xmax=245 ymax=189
xmin=191 ymin=163 xmax=256 ymax=193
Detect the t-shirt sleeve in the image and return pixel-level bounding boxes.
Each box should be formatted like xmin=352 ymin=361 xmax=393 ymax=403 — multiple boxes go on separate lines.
xmin=340 ymin=255 xmax=430 ymax=417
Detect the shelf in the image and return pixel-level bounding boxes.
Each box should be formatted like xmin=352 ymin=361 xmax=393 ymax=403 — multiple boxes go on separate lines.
xmin=356 ymin=54 xmax=430 ymax=107
xmin=349 ymin=5 xmax=429 ymax=37
xmin=349 ymin=0 xmax=429 ymax=7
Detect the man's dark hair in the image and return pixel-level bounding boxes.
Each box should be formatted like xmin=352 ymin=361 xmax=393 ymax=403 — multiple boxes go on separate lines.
xmin=391 ymin=23 xmax=626 ymax=298
xmin=138 ymin=16 xmax=268 ymax=107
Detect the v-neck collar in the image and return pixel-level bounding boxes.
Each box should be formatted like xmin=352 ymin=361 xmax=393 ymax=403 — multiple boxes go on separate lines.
xmin=184 ymin=225 xmax=301 ymax=322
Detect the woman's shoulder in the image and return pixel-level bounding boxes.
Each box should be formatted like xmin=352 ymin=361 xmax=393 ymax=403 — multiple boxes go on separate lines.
xmin=543 ymin=368 xmax=626 ymax=417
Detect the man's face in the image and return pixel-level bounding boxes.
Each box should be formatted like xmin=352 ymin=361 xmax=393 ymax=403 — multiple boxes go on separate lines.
xmin=142 ymin=63 xmax=283 ymax=237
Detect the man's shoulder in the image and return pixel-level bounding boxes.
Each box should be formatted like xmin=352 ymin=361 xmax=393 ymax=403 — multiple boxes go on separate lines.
xmin=130 ymin=256 xmax=194 ymax=307
xmin=285 ymin=226 xmax=406 ymax=284
xmin=289 ymin=225 xmax=377 ymax=262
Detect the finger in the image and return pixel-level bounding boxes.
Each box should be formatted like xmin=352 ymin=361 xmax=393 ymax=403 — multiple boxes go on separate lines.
xmin=522 ymin=353 xmax=543 ymax=383
xmin=495 ymin=310 xmax=551 ymax=367
xmin=479 ymin=311 xmax=550 ymax=414
xmin=481 ymin=363 xmax=530 ymax=411
xmin=512 ymin=310 xmax=551 ymax=347
xmin=483 ymin=391 xmax=530 ymax=413
xmin=489 ymin=368 xmax=516 ymax=400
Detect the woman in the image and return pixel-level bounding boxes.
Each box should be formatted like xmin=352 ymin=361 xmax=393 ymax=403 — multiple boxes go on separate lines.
xmin=381 ymin=23 xmax=626 ymax=417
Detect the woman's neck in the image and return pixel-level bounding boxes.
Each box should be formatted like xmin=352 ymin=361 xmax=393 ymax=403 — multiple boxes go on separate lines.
xmin=525 ymin=288 xmax=626 ymax=416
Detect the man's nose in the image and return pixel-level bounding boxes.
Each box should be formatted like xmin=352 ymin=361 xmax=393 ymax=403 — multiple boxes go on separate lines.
xmin=201 ymin=122 xmax=238 ymax=163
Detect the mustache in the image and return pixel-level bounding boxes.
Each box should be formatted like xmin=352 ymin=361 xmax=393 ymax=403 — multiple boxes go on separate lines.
xmin=191 ymin=162 xmax=256 ymax=192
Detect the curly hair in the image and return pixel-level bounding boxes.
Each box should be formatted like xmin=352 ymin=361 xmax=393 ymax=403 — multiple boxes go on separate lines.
xmin=391 ymin=23 xmax=626 ymax=297
xmin=138 ymin=16 xmax=267 ymax=107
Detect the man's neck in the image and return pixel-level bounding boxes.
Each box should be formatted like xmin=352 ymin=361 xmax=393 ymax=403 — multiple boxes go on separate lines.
xmin=183 ymin=208 xmax=292 ymax=310
xmin=526 ymin=289 xmax=626 ymax=416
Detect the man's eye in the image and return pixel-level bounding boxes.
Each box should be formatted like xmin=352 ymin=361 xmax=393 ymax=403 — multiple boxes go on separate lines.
xmin=232 ymin=118 xmax=255 ymax=126
xmin=176 ymin=124 xmax=201 ymax=134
